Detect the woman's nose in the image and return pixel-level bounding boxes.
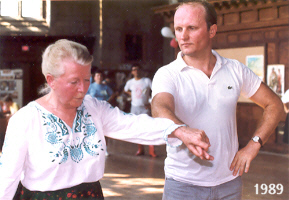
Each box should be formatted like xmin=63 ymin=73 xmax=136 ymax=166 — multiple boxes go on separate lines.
xmin=78 ymin=81 xmax=87 ymax=93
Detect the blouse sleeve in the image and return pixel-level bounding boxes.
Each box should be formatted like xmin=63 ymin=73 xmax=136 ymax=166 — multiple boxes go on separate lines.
xmin=86 ymin=96 xmax=174 ymax=145
xmin=0 ymin=107 xmax=32 ymax=199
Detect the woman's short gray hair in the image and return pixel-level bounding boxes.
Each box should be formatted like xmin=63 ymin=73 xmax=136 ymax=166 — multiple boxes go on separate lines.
xmin=39 ymin=39 xmax=93 ymax=95
xmin=41 ymin=39 xmax=93 ymax=77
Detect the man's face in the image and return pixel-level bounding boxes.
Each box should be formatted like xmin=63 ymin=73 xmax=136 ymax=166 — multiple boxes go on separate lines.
xmin=174 ymin=4 xmax=213 ymax=57
xmin=131 ymin=66 xmax=140 ymax=77
xmin=52 ymin=59 xmax=91 ymax=109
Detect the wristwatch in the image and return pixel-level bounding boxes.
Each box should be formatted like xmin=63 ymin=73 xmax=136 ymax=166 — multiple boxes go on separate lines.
xmin=252 ymin=136 xmax=263 ymax=147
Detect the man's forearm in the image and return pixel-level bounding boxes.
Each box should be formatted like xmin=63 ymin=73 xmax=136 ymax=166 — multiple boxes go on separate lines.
xmin=151 ymin=95 xmax=183 ymax=124
xmin=252 ymin=99 xmax=285 ymax=145
xmin=152 ymin=106 xmax=183 ymax=124
xmin=249 ymin=83 xmax=286 ymax=145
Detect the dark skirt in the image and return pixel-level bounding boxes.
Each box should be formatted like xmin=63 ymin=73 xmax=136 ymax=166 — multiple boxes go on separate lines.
xmin=13 ymin=181 xmax=104 ymax=200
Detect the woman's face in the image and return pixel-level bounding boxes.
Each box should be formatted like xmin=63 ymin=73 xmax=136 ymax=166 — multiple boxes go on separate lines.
xmin=52 ymin=59 xmax=91 ymax=109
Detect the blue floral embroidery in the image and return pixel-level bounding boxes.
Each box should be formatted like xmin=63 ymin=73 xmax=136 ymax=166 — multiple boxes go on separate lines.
xmin=36 ymin=104 xmax=103 ymax=164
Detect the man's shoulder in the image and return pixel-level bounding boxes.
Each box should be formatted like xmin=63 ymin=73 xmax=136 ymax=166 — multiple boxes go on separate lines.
xmin=165 ymin=58 xmax=179 ymax=69
xmin=155 ymin=59 xmax=180 ymax=77
xmin=142 ymin=77 xmax=151 ymax=82
xmin=125 ymin=78 xmax=134 ymax=85
xmin=127 ymin=78 xmax=134 ymax=82
xmin=213 ymin=50 xmax=243 ymax=68
xmin=223 ymin=58 xmax=247 ymax=72
xmin=124 ymin=78 xmax=133 ymax=89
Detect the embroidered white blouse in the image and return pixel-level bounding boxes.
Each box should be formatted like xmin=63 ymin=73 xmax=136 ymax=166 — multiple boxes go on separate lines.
xmin=0 ymin=95 xmax=174 ymax=199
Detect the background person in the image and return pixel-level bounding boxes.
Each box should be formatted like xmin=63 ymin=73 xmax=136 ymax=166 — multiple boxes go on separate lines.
xmin=2 ymin=94 xmax=19 ymax=116
xmin=124 ymin=64 xmax=157 ymax=157
xmin=87 ymin=69 xmax=114 ymax=103
xmin=151 ymin=1 xmax=284 ymax=200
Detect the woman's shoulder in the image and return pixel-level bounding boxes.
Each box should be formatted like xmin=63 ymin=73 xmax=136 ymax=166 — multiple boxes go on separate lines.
xmin=83 ymin=95 xmax=105 ymax=108
xmin=8 ymin=101 xmax=39 ymax=124
xmin=83 ymin=95 xmax=114 ymax=122
xmin=83 ymin=95 xmax=113 ymax=110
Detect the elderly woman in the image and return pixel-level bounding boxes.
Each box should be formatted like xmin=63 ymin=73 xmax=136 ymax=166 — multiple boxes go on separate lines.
xmin=0 ymin=39 xmax=211 ymax=199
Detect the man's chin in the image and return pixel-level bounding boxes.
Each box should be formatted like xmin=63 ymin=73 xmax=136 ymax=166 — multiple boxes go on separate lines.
xmin=181 ymin=47 xmax=193 ymax=53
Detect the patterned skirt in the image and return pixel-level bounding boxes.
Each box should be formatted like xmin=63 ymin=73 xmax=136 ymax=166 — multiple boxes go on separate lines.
xmin=13 ymin=181 xmax=104 ymax=200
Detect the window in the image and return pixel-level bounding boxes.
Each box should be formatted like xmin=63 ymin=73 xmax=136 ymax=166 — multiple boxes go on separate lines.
xmin=22 ymin=0 xmax=42 ymax=19
xmin=0 ymin=0 xmax=46 ymax=20
xmin=1 ymin=1 xmax=19 ymax=17
xmin=0 ymin=0 xmax=50 ymax=34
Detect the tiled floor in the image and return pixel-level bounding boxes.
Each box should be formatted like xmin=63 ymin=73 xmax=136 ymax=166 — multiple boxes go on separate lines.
xmin=102 ymin=139 xmax=289 ymax=200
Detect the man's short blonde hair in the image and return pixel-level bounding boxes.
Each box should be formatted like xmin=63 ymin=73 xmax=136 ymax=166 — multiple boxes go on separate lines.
xmin=176 ymin=0 xmax=217 ymax=30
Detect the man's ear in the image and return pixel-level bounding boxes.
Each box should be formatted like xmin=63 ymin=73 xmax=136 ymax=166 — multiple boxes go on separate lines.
xmin=46 ymin=74 xmax=55 ymax=89
xmin=209 ymin=24 xmax=217 ymax=38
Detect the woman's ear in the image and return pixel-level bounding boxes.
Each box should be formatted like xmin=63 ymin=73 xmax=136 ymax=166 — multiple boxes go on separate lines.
xmin=46 ymin=74 xmax=55 ymax=89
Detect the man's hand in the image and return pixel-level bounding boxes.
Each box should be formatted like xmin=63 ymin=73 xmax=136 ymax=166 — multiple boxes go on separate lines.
xmin=230 ymin=140 xmax=261 ymax=176
xmin=172 ymin=126 xmax=214 ymax=161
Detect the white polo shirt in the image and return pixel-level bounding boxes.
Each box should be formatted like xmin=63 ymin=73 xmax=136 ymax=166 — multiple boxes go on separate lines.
xmin=152 ymin=50 xmax=261 ymax=187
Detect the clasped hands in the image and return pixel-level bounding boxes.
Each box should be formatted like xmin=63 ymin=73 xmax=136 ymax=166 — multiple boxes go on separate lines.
xmin=173 ymin=126 xmax=214 ymax=161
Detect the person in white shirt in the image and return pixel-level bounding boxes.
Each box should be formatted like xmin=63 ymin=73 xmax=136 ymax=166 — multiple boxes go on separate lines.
xmin=151 ymin=1 xmax=285 ymax=200
xmin=0 ymin=39 xmax=211 ymax=199
xmin=124 ymin=64 xmax=157 ymax=157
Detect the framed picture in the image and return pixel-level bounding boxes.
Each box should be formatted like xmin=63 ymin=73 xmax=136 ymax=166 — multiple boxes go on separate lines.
xmin=0 ymin=69 xmax=23 ymax=107
xmin=246 ymin=55 xmax=264 ymax=81
xmin=267 ymin=64 xmax=285 ymax=97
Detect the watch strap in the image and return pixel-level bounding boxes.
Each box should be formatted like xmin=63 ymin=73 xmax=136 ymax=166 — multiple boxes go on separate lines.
xmin=252 ymin=136 xmax=263 ymax=147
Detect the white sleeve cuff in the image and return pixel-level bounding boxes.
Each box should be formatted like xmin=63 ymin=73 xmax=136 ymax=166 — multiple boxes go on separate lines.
xmin=163 ymin=124 xmax=186 ymax=147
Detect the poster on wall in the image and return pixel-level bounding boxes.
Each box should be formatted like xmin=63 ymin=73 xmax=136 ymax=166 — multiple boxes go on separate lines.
xmin=246 ymin=55 xmax=264 ymax=81
xmin=0 ymin=69 xmax=23 ymax=107
xmin=267 ymin=64 xmax=285 ymax=97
